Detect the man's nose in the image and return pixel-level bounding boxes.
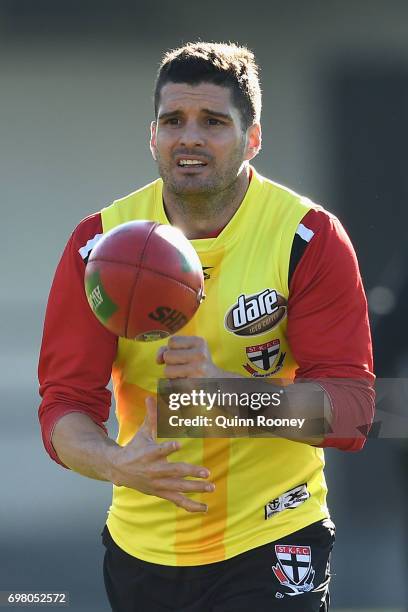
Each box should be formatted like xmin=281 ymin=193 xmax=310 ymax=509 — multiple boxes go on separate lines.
xmin=179 ymin=121 xmax=205 ymax=147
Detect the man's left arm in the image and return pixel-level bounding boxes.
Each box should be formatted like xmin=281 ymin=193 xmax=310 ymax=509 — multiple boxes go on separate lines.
xmin=157 ymin=208 xmax=375 ymax=450
xmin=286 ymin=208 xmax=375 ymax=450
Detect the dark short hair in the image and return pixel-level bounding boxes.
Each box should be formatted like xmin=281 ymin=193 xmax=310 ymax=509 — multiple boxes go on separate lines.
xmin=154 ymin=41 xmax=262 ymax=130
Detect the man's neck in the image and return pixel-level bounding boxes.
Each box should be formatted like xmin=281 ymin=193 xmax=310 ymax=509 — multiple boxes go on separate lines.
xmin=162 ymin=166 xmax=251 ymax=240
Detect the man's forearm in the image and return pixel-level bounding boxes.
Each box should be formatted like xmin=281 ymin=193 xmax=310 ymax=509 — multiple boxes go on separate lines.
xmin=272 ymin=381 xmax=332 ymax=445
xmin=51 ymin=412 xmax=119 ymax=481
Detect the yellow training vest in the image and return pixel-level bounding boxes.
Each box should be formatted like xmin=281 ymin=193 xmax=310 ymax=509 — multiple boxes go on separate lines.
xmin=103 ymin=167 xmax=329 ymax=566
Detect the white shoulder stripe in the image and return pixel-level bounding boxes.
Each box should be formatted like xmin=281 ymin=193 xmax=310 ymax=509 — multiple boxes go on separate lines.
xmin=78 ymin=233 xmax=103 ymax=260
xmin=296 ymin=223 xmax=314 ymax=243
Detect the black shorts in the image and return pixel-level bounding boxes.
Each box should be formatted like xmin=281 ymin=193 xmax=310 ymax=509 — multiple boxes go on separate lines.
xmin=102 ymin=519 xmax=335 ymax=612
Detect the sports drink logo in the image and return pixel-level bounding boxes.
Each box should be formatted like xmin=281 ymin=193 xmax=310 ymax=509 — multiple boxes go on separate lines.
xmin=225 ymin=289 xmax=287 ymax=337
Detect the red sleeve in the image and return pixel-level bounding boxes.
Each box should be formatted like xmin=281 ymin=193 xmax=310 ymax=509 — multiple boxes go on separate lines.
xmin=38 ymin=213 xmax=118 ymax=467
xmin=287 ymin=208 xmax=375 ymax=451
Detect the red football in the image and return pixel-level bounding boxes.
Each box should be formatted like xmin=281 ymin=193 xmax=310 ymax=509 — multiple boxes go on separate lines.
xmin=84 ymin=221 xmax=204 ymax=341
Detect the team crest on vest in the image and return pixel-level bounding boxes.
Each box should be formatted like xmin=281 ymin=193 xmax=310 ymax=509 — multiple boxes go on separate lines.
xmin=243 ymin=339 xmax=286 ymax=377
xmin=225 ymin=289 xmax=287 ymax=337
xmin=272 ymin=545 xmax=315 ymax=596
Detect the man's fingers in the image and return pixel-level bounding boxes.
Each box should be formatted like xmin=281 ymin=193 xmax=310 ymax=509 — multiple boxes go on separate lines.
xmin=153 ymin=478 xmax=215 ymax=493
xmin=167 ymin=335 xmax=205 ymax=350
xmin=165 ymin=461 xmax=210 ymax=479
xmin=161 ymin=348 xmax=203 ymax=365
xmin=156 ymin=346 xmax=167 ymax=364
xmin=156 ymin=336 xmax=209 ymax=377
xmin=145 ymin=457 xmax=211 ymax=480
xmin=163 ymin=364 xmax=194 ymax=379
xmin=156 ymin=337 xmax=204 ymax=364
xmin=142 ymin=440 xmax=181 ymax=461
xmin=160 ymin=491 xmax=208 ymax=513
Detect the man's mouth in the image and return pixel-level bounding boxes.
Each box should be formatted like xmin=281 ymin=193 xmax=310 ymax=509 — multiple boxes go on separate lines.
xmin=176 ymin=157 xmax=208 ymax=168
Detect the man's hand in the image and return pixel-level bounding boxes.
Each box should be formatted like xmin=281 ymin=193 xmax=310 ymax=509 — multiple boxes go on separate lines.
xmin=109 ymin=396 xmax=214 ymax=512
xmin=156 ymin=335 xmax=230 ymax=379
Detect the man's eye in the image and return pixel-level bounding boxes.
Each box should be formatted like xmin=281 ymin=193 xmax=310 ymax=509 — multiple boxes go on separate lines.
xmin=165 ymin=118 xmax=181 ymax=125
xmin=207 ymin=118 xmax=223 ymax=125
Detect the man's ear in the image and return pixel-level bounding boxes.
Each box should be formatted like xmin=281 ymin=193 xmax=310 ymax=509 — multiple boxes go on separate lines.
xmin=150 ymin=120 xmax=157 ymax=161
xmin=245 ymin=123 xmax=262 ymax=161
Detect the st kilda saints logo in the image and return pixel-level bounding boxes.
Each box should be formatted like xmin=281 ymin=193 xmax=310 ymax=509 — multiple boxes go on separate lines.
xmin=272 ymin=545 xmax=315 ymax=597
xmin=243 ymin=339 xmax=285 ymax=377
xmin=225 ymin=289 xmax=287 ymax=337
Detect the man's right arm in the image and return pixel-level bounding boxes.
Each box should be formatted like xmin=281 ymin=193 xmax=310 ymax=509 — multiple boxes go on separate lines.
xmin=38 ymin=213 xmax=117 ymax=467
xmin=51 ymin=412 xmax=118 ymax=482
xmin=38 ymin=215 xmax=213 ymax=512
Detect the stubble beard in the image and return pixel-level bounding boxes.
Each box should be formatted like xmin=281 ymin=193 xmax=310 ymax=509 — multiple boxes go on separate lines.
xmin=156 ymin=145 xmax=247 ymax=220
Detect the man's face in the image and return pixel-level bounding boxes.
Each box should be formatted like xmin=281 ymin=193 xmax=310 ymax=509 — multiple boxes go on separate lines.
xmin=150 ymin=82 xmax=260 ymax=196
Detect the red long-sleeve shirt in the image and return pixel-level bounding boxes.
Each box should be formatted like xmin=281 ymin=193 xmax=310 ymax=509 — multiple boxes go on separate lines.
xmin=38 ymin=207 xmax=375 ymax=465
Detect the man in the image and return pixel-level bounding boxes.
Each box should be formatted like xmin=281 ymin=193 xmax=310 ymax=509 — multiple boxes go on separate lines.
xmin=39 ymin=42 xmax=374 ymax=611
